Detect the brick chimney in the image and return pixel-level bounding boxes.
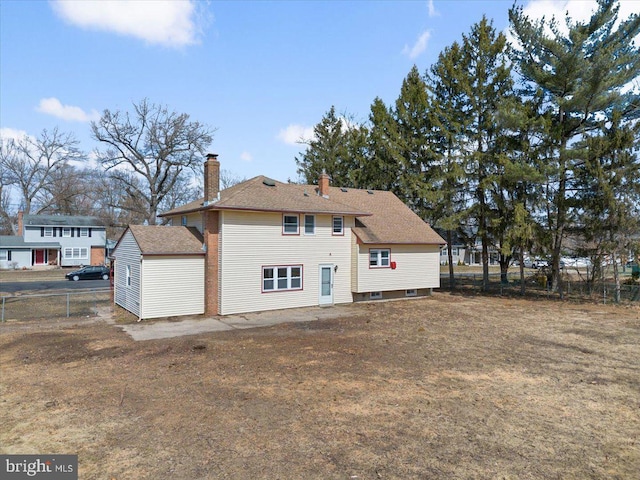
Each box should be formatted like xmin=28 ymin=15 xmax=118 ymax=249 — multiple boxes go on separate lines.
xmin=203 ymin=153 xmax=220 ymax=204
xmin=17 ymin=211 xmax=24 ymax=236
xmin=318 ymin=171 xmax=330 ymax=198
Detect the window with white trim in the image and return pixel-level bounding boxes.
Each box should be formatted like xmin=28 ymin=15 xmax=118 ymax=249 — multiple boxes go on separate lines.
xmin=263 ymin=265 xmax=302 ymax=292
xmin=370 ymin=291 xmax=382 ymax=300
xmin=80 ymin=228 xmax=89 ymax=237
xmin=304 ymin=215 xmax=315 ymax=235
xmin=0 ymin=250 xmax=7 ymax=261
xmin=126 ymin=265 xmax=131 ymax=286
xmin=369 ymin=249 xmax=390 ymax=268
xmin=44 ymin=227 xmax=53 ymax=237
xmin=283 ymin=215 xmax=299 ymax=234
xmin=62 ymin=227 xmax=72 ymax=237
xmin=63 ymin=247 xmax=88 ymax=260
xmin=181 ymin=216 xmax=187 ymax=226
xmin=406 ymin=289 xmax=417 ymax=297
xmin=332 ymin=216 xmax=343 ymax=235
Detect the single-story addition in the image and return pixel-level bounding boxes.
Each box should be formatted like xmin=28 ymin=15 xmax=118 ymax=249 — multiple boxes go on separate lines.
xmin=112 ymin=225 xmax=205 ymax=320
xmin=112 ymin=154 xmax=445 ymax=320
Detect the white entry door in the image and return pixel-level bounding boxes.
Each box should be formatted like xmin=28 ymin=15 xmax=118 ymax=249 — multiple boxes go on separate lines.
xmin=319 ymin=264 xmax=334 ymax=306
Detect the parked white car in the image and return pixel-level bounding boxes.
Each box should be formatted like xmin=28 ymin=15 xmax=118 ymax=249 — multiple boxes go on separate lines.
xmin=561 ymin=257 xmax=591 ymax=268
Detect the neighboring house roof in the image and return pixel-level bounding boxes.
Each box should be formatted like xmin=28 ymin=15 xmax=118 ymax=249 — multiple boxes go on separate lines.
xmin=161 ymin=176 xmax=444 ymax=245
xmin=22 ymin=214 xmax=105 ymax=227
xmin=123 ymin=225 xmax=205 ymax=256
xmin=0 ymin=235 xmax=61 ymax=249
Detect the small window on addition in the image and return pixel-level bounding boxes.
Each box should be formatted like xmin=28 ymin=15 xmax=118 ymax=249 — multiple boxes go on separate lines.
xmin=406 ymin=289 xmax=417 ymax=297
xmin=370 ymin=291 xmax=382 ymax=300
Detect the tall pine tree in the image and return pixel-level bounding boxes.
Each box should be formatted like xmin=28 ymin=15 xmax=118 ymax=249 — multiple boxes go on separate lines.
xmin=509 ymin=0 xmax=640 ymax=297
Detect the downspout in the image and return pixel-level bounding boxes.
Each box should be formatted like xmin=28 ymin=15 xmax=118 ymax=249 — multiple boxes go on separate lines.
xmin=138 ymin=255 xmax=143 ymax=322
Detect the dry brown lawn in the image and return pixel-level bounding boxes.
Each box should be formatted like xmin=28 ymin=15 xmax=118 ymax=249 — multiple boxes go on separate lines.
xmin=1 ymin=293 xmax=639 ymax=479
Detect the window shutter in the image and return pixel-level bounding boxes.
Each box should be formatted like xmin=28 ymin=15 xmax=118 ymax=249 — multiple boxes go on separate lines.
xmin=53 ymin=228 xmax=57 ymax=237
xmin=59 ymin=228 xmax=63 ymax=237
xmin=7 ymin=251 xmax=11 ymax=261
xmin=41 ymin=227 xmax=44 ymax=237
xmin=71 ymin=228 xmax=75 ymax=238
xmin=77 ymin=228 xmax=80 ymax=237
xmin=89 ymin=228 xmax=92 ymax=238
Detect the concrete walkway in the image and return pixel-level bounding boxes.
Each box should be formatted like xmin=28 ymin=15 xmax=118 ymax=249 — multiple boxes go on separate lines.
xmin=119 ymin=304 xmax=359 ymax=341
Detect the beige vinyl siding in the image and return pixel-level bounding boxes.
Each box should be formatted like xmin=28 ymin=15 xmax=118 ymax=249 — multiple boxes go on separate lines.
xmin=354 ymin=244 xmax=440 ymax=293
xmin=219 ymin=210 xmax=353 ymax=315
xmin=112 ymin=230 xmax=141 ymax=318
xmin=166 ymin=212 xmax=204 ymax=233
xmin=140 ymin=256 xmax=204 ymax=319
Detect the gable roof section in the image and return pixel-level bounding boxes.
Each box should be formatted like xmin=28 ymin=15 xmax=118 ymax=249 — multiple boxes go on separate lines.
xmin=160 ymin=176 xmax=445 ymax=246
xmin=22 ymin=214 xmax=105 ymax=227
xmin=160 ymin=176 xmax=369 ymax=217
xmin=330 ymin=187 xmax=445 ymax=245
xmin=126 ymin=225 xmax=204 ymax=256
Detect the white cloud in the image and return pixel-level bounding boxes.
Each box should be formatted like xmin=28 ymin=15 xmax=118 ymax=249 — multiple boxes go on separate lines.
xmin=36 ymin=97 xmax=100 ymax=122
xmin=277 ymin=124 xmax=315 ymax=146
xmin=403 ymin=30 xmax=432 ymax=59
xmin=50 ymin=0 xmax=206 ymax=48
xmin=427 ymin=0 xmax=439 ymax=18
xmin=510 ymin=0 xmax=639 ymax=42
xmin=240 ymin=151 xmax=253 ymax=162
xmin=0 ymin=127 xmax=30 ymax=143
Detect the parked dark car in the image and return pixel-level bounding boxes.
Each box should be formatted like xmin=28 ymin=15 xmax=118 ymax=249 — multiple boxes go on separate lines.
xmin=65 ymin=265 xmax=110 ymax=281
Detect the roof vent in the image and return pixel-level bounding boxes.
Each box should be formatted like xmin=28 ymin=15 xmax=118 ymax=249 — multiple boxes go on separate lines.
xmin=340 ymin=188 xmax=348 ymax=193
xmin=263 ymin=178 xmax=276 ymax=187
xmin=367 ymin=190 xmax=374 ymax=195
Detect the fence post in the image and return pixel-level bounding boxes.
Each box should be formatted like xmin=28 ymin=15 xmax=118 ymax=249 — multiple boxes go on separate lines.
xmin=1 ymin=296 xmax=5 ymax=323
xmin=67 ymin=293 xmax=70 ymax=318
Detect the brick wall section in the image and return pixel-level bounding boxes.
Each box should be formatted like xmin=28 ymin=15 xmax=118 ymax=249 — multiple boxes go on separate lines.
xmin=90 ymin=246 xmax=105 ymax=265
xmin=204 ymin=209 xmax=220 ymax=315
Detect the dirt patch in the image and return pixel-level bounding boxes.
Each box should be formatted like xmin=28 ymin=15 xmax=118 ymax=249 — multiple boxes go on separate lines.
xmin=1 ymin=293 xmax=639 ymax=479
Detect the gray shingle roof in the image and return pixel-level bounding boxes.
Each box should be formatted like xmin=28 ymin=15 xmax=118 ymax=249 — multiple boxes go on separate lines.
xmin=22 ymin=214 xmax=105 ymax=227
xmin=0 ymin=235 xmax=61 ymax=249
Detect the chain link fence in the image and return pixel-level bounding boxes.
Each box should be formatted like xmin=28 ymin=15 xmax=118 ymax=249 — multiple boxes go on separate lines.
xmin=1 ymin=289 xmax=111 ymax=322
xmin=440 ymin=272 xmax=640 ymax=304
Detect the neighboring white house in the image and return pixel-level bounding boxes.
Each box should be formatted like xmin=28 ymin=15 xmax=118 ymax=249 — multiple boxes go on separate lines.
xmin=0 ymin=214 xmax=107 ymax=269
xmin=112 ymin=154 xmax=445 ymax=319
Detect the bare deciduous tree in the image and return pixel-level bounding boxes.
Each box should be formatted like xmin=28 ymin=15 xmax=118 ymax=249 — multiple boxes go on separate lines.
xmin=0 ymin=128 xmax=84 ymax=214
xmin=91 ymin=99 xmax=215 ymax=225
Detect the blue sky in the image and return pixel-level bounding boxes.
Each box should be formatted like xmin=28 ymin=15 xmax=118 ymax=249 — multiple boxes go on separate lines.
xmin=1 ymin=0 xmax=638 ymax=186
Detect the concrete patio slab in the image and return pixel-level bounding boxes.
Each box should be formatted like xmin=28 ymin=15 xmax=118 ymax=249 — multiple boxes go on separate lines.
xmin=119 ymin=304 xmax=359 ymax=341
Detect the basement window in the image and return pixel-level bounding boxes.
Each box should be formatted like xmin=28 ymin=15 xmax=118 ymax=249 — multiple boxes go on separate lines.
xmin=370 ymin=291 xmax=382 ymax=300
